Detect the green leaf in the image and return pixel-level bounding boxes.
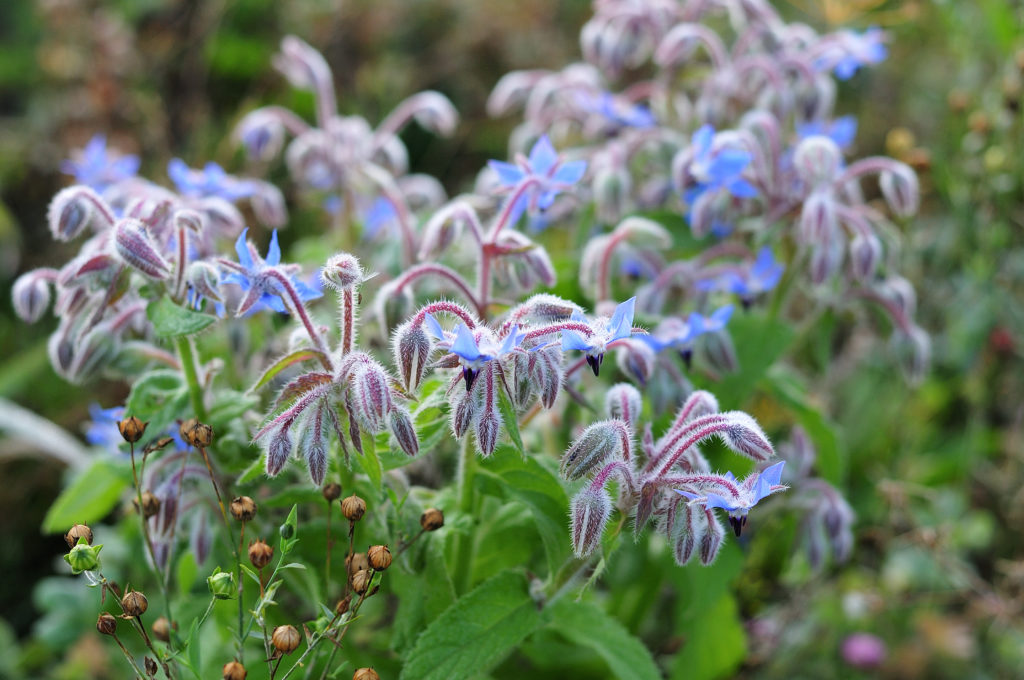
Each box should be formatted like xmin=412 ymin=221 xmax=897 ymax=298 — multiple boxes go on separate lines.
xmin=704 ymin=313 xmax=794 ymax=407
xmin=177 ymin=551 xmax=199 ymax=595
xmin=476 ymin=446 xmax=570 ymax=575
xmin=544 ymin=599 xmax=662 ymax=680
xmin=125 ymin=369 xmax=189 ymax=437
xmin=400 ymin=570 xmax=542 ymax=680
xmin=248 ymin=349 xmax=329 ymax=393
xmin=42 ymin=460 xmax=130 ymax=533
xmin=355 ymin=430 xmax=383 ymax=493
xmin=668 ymin=593 xmax=745 ymax=680
xmin=147 ymin=297 xmax=216 ymax=338
xmin=496 ymin=380 xmax=525 ymax=456
xmin=766 ymin=365 xmax=843 ymax=484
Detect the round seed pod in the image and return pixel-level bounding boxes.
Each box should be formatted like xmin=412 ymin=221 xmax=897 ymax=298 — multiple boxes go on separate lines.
xmin=353 ymin=669 xmax=380 ymax=680
xmin=420 ymin=508 xmax=444 ymax=531
xmin=248 ymin=540 xmax=274 ymax=569
xmin=351 ymin=569 xmax=372 ymax=594
xmin=121 ymin=590 xmax=148 ymax=617
xmin=230 ymin=496 xmax=257 ymax=522
xmin=271 ymin=625 xmax=301 ymax=655
xmin=322 ymin=482 xmax=342 ymax=501
xmin=341 ymin=495 xmax=366 ymax=522
xmin=117 ymin=416 xmax=148 ymax=444
xmin=96 ymin=612 xmax=117 ymax=636
xmin=367 ymin=545 xmax=392 ymax=571
xmin=65 ymin=524 xmax=93 ymax=548
xmin=222 ymin=660 xmax=247 ymax=680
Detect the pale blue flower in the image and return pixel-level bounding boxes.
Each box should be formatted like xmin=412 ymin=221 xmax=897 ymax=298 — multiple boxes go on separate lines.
xmin=424 ymin=315 xmax=527 ymax=390
xmin=561 ymin=297 xmax=635 ymax=376
xmin=488 ymin=135 xmax=587 ymax=224
xmin=168 ymin=159 xmax=257 ymax=201
xmin=62 ymin=135 xmax=140 ymax=191
xmin=675 ymin=461 xmax=786 ymax=535
xmin=697 ymin=248 xmax=783 ymax=302
xmin=683 ymin=125 xmax=758 ymax=207
xmin=219 ymin=228 xmax=322 ymax=315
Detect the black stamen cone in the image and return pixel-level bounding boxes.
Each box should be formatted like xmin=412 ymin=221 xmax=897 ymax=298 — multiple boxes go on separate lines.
xmin=679 ymin=349 xmax=693 ymax=369
xmin=730 ymin=516 xmax=744 ymax=537
xmin=463 ymin=366 xmax=477 ymax=392
xmin=586 ymin=354 xmax=604 ymax=377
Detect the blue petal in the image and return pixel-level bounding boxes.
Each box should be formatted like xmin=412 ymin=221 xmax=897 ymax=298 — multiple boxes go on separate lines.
xmin=537 ymin=189 xmax=558 ymax=211
xmin=528 ymin=135 xmax=558 ymax=174
xmin=266 ymin=230 xmax=281 ymax=266
xmin=830 ymin=116 xmax=858 ymax=147
xmin=608 ymin=297 xmax=636 ymax=341
xmin=235 ymin=228 xmax=254 ymax=270
xmin=266 ymin=295 xmax=287 ymax=314
xmin=686 ymin=311 xmax=705 ymax=337
xmin=712 ymin=304 xmax=734 ymax=325
xmin=561 ymin=329 xmax=593 ymax=352
xmin=553 ymin=160 xmax=587 ymax=185
xmin=674 ymin=489 xmax=701 ymax=500
xmin=704 ymin=492 xmax=739 ymax=512
xmin=691 ymin=125 xmax=714 ymax=157
xmin=760 ymin=460 xmax=785 ymax=488
xmin=499 ymin=325 xmax=523 ymax=355
xmin=727 ymin=178 xmax=758 ymax=198
xmin=167 ymin=158 xmax=190 ymax=191
xmin=451 ymin=324 xmax=482 ymax=362
xmin=488 ymin=160 xmax=525 ymax=187
xmin=710 ymin=149 xmax=752 ymax=179
xmin=423 ymin=313 xmax=446 ymax=341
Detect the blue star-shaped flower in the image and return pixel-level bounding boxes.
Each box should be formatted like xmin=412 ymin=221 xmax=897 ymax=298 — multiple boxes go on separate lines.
xmin=424 ymin=315 xmax=527 ymax=390
xmin=797 ymin=116 xmax=858 ymax=149
xmin=823 ymin=27 xmax=887 ymax=80
xmin=168 ymin=159 xmax=257 ymax=201
xmin=684 ymin=125 xmax=758 ymax=209
xmin=219 ymin=228 xmax=322 ymax=316
xmin=675 ymin=461 xmax=786 ymax=535
xmin=85 ymin=404 xmax=126 ymax=450
xmin=580 ymin=92 xmax=656 ymax=129
xmin=697 ymin=248 xmax=784 ymax=304
xmin=488 ymin=135 xmax=587 ymax=223
xmin=61 ymin=135 xmax=140 ymax=191
xmin=561 ymin=297 xmax=636 ymax=376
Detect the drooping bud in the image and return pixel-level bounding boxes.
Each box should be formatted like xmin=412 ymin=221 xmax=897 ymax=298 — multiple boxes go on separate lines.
xmin=798 ymin=190 xmax=838 ymax=244
xmin=186 ymin=261 xmax=223 ymax=303
xmin=594 ymin=165 xmax=632 ymax=225
xmin=389 ymin=407 xmax=419 ymax=457
xmin=207 ymin=568 xmax=237 ymax=600
xmin=891 ymin=324 xmax=930 ymax=385
xmin=322 ymin=483 xmax=342 ymax=502
xmin=849 ymin=231 xmax=882 ymax=282
xmin=720 ymin=412 xmax=774 ymax=461
xmin=133 ymin=491 xmax=161 ymax=519
xmin=570 ymin=485 xmax=611 ymax=558
xmin=248 ymin=540 xmax=274 ymax=569
xmin=65 ymin=540 xmax=103 ymax=574
xmin=793 ymin=136 xmax=842 ymax=186
xmin=271 ymin=625 xmax=301 ymax=655
xmin=633 ymin=483 xmax=659 ymax=538
xmin=230 ymin=496 xmax=257 ymax=522
xmin=615 ymin=339 xmax=656 ymax=385
xmin=251 ymin=183 xmax=288 ymax=228
xmin=701 ymin=331 xmax=738 ymax=374
xmin=699 ymin=511 xmax=725 ymax=565
xmin=304 ymin=434 xmax=327 ymax=486
xmin=473 ymin=408 xmax=501 ymax=457
xmin=236 ymin=109 xmax=286 ymax=162
xmin=604 ymin=383 xmax=642 ymax=431
xmin=11 ymin=271 xmax=52 ymax=323
xmin=222 ymin=660 xmax=248 ymax=680
xmin=341 ymin=495 xmax=366 ymax=522
xmin=118 ymin=416 xmax=148 ymax=444
xmin=97 ymin=612 xmax=118 ymax=636
xmin=367 ymin=545 xmax=392 ymax=571
xmin=560 ymin=420 xmax=625 ymax=480
xmin=121 ymin=590 xmax=149 ymax=617
xmin=180 ymin=418 xmax=213 ymax=448
xmin=405 ymin=90 xmax=459 ymax=136
xmin=879 ymin=162 xmax=920 ymax=218
xmin=452 ymin=391 xmax=474 ymax=438
xmin=265 ymin=428 xmax=293 ymax=476
xmin=671 ymin=503 xmax=701 ymax=566
xmin=65 ymin=524 xmax=93 ymax=548
xmin=114 ymin=219 xmax=171 ymax=279
xmin=321 ymin=253 xmax=365 ymax=291
xmin=393 ymin=320 xmax=432 ymax=392
xmin=48 ymin=186 xmax=100 ymax=241
xmin=420 ymin=508 xmax=444 ymax=531
xmin=352 ymin=363 xmax=391 ymax=433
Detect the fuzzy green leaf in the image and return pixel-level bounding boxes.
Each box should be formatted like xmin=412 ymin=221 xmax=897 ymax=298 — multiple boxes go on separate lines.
xmin=147 ymin=296 xmax=216 ymax=338
xmin=42 ymin=460 xmax=130 ymax=533
xmin=545 ymin=599 xmax=662 ymax=680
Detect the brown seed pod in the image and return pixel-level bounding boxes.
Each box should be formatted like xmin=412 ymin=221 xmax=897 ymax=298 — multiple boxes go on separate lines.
xmin=65 ymin=524 xmax=93 ymax=548
xmin=420 ymin=508 xmax=444 ymax=531
xmin=222 ymin=660 xmax=247 ymax=680
xmin=133 ymin=491 xmax=161 ymax=519
xmin=121 ymin=590 xmax=148 ymax=617
xmin=353 ymin=668 xmax=380 ymax=680
xmin=117 ymin=416 xmax=148 ymax=444
xmin=341 ymin=495 xmax=366 ymax=522
xmin=367 ymin=545 xmax=392 ymax=571
xmin=271 ymin=625 xmax=301 ymax=654
xmin=335 ymin=595 xmax=352 ymax=616
xmin=96 ymin=612 xmax=117 ymax=636
xmin=144 ymin=657 xmax=158 ymax=677
xmin=248 ymin=540 xmax=274 ymax=569
xmin=151 ymin=616 xmax=175 ymax=642
xmin=351 ymin=569 xmax=372 ymax=594
xmin=346 ymin=552 xmax=369 ymax=575
xmin=230 ymin=496 xmax=257 ymax=522
xmin=180 ymin=418 xmax=214 ymax=448
xmin=322 ymin=482 xmax=342 ymax=501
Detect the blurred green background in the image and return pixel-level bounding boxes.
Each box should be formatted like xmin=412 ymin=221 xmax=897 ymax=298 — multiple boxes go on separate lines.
xmin=1 ymin=0 xmax=1023 ymax=677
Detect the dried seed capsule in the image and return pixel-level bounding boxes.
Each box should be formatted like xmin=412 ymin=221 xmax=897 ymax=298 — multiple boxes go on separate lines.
xmin=65 ymin=524 xmax=93 ymax=548
xmin=322 ymin=483 xmax=342 ymax=502
xmin=350 ymin=569 xmax=372 ymax=594
xmin=341 ymin=495 xmax=366 ymax=522
xmin=353 ymin=669 xmax=380 ymax=680
xmin=367 ymin=545 xmax=392 ymax=571
xmin=180 ymin=418 xmax=214 ymax=448
xmin=248 ymin=540 xmax=274 ymax=569
xmin=134 ymin=491 xmax=161 ymax=519
xmin=420 ymin=508 xmax=444 ymax=531
xmin=229 ymin=496 xmax=257 ymax=522
xmin=222 ymin=661 xmax=247 ymax=680
xmin=121 ymin=590 xmax=148 ymax=617
xmin=271 ymin=625 xmax=301 ymax=654
xmin=117 ymin=416 xmax=148 ymax=444
xmin=346 ymin=552 xmax=369 ymax=575
xmin=145 ymin=657 xmax=158 ymax=677
xmin=96 ymin=612 xmax=117 ymax=636
xmin=335 ymin=595 xmax=352 ymax=616
xmin=151 ymin=617 xmax=173 ymax=642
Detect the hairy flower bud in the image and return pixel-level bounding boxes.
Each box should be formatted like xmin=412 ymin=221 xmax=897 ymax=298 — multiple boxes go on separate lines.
xmin=849 ymin=231 xmax=882 ymax=282
xmin=389 ymin=407 xmax=419 ymax=457
xmin=604 ymin=383 xmax=642 ymax=431
xmin=798 ymin=191 xmax=837 ymax=244
xmin=794 ymin=136 xmax=842 ymax=186
xmin=367 ymin=545 xmax=392 ymax=571
xmin=271 ymin=625 xmax=301 ymax=655
xmin=879 ymin=163 xmax=919 ymax=218
xmin=321 ymin=253 xmax=365 ymax=290
xmin=207 ymin=568 xmax=237 ymax=600
xmin=352 ymin=363 xmax=391 ymax=433
xmin=248 ymin=540 xmax=274 ymax=569
xmin=114 ymin=219 xmax=171 ymax=280
xmin=570 ymin=486 xmax=611 ymax=558
xmin=473 ymin=408 xmax=501 ymax=457
xmin=265 ymin=428 xmax=292 ymax=477
xmin=420 ymin=508 xmax=444 ymax=531
xmin=452 ymin=391 xmax=474 ymax=438
xmin=48 ymin=186 xmax=99 ymax=241
xmin=97 ymin=612 xmax=118 ymax=636
xmin=393 ymin=320 xmax=432 ymax=392
xmin=322 ymin=483 xmax=342 ymax=502
xmin=180 ymin=418 xmax=213 ymax=448
xmin=720 ymin=412 xmax=774 ymax=461
xmin=118 ymin=416 xmax=148 ymax=444
xmin=230 ymin=496 xmax=257 ymax=522
xmin=222 ymin=660 xmax=248 ymax=680
xmin=133 ymin=491 xmax=161 ymax=519
xmin=121 ymin=590 xmax=148 ymax=617
xmin=701 ymin=331 xmax=738 ymax=374
xmin=699 ymin=512 xmax=725 ymax=565
xmin=305 ymin=435 xmax=327 ymax=486
xmin=65 ymin=523 xmax=93 ymax=548
xmin=11 ymin=271 xmax=52 ymax=323
xmin=186 ymin=261 xmax=223 ymax=303
xmin=560 ymin=420 xmax=625 ymax=480
xmin=341 ymin=495 xmax=366 ymax=522
xmin=671 ymin=504 xmax=701 ymax=566
xmin=615 ymin=339 xmax=656 ymax=385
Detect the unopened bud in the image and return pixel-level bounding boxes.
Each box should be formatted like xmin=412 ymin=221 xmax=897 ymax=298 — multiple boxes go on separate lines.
xmin=570 ymin=486 xmax=611 ymax=558
xmin=452 ymin=392 xmax=474 ymax=438
xmin=594 ymin=166 xmax=631 ymax=224
xmin=180 ymin=418 xmax=213 ymax=448
xmin=699 ymin=514 xmax=725 ymax=565
xmin=121 ymin=590 xmax=148 ymax=617
xmin=114 ymin=219 xmax=170 ymax=279
xmin=604 ymin=384 xmax=642 ymax=431
xmin=96 ymin=612 xmax=118 ymax=636
xmin=849 ymin=231 xmax=882 ymax=282
xmin=207 ymin=568 xmax=237 ymax=600
xmin=341 ymin=495 xmax=366 ymax=522
xmin=420 ymin=508 xmax=444 ymax=531
xmin=720 ymin=412 xmax=774 ymax=461
xmin=351 ymin=568 xmax=372 ymax=594
xmin=794 ymin=136 xmax=842 ymax=186
xmin=48 ymin=186 xmax=98 ymax=241
xmin=799 ymin=190 xmax=837 ymax=244
xmin=367 ymin=545 xmax=392 ymax=571
xmin=133 ymin=491 xmax=161 ymax=519
xmin=615 ymin=339 xmax=656 ymax=385
xmin=473 ymin=409 xmax=500 ymax=457
xmin=65 ymin=541 xmax=103 ymax=574
xmin=186 ymin=261 xmax=223 ymax=303
xmin=389 ymin=407 xmax=419 ymax=457
xmin=230 ymin=496 xmax=257 ymax=522
xmin=393 ymin=320 xmax=432 ymax=391
xmin=266 ymin=428 xmax=292 ymax=477
xmin=248 ymin=540 xmax=274 ymax=569
xmin=11 ymin=271 xmax=52 ymax=323
xmin=65 ymin=523 xmax=93 ymax=548
xmin=321 ymin=253 xmax=364 ymax=290
xmin=560 ymin=421 xmax=624 ymax=480
xmin=352 ymin=363 xmax=391 ymax=433
xmin=118 ymin=416 xmax=148 ymax=444
xmin=353 ymin=668 xmax=380 ymax=680
xmin=151 ymin=616 xmax=172 ymax=642
xmin=322 ymin=483 xmax=342 ymax=502
xmin=222 ymin=660 xmax=248 ymax=680
xmin=271 ymin=625 xmax=301 ymax=654
xmin=335 ymin=595 xmax=352 ymax=615
xmin=879 ymin=163 xmax=919 ymax=218
xmin=701 ymin=331 xmax=738 ymax=375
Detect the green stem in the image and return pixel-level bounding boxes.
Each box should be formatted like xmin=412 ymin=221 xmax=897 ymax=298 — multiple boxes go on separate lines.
xmin=545 ymin=514 xmax=627 ymax=604
xmin=452 ymin=438 xmax=477 ymax=595
xmin=175 ymin=335 xmax=207 ymax=422
xmin=236 ymin=522 xmax=246 ymax=664
xmin=130 ymin=444 xmax=175 ymax=652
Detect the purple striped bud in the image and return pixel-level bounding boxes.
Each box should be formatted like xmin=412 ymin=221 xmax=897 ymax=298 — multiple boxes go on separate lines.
xmin=251 ymin=183 xmax=288 ymax=228
xmin=404 ymin=91 xmax=459 ymax=136
xmin=48 ymin=322 xmax=117 ymax=384
xmin=633 ymin=483 xmax=658 ymax=537
xmin=114 ymin=219 xmax=170 ymax=280
xmin=352 ymin=363 xmax=391 ymax=433
xmin=604 ymin=383 xmax=642 ymax=431
xmin=321 ymin=253 xmax=365 ymax=291
xmin=173 ymin=209 xmax=204 ymax=234
xmin=560 ymin=420 xmax=625 ymax=480
xmin=615 ymin=339 xmax=656 ymax=385
xmin=699 ymin=510 xmax=725 ymax=565
xmin=810 ymin=240 xmax=843 ymax=285
xmin=515 ymin=294 xmax=580 ymax=323
xmin=389 ymin=407 xmax=419 ymax=457
xmin=452 ymin=391 xmax=474 ymax=438
xmin=190 ymin=511 xmax=212 ymax=566
xmin=265 ymin=428 xmax=292 ymax=476
xmin=473 ymin=408 xmax=500 ymax=457
xmin=794 ymin=136 xmax=842 ymax=186
xmin=879 ymin=163 xmax=919 ymax=218
xmin=12 ymin=271 xmax=52 ymax=323
xmin=236 ymin=109 xmax=286 ymax=162
xmin=721 ymin=412 xmax=774 ymax=461
xmin=186 ymin=261 xmax=223 ymax=303
xmin=799 ymin=191 xmax=838 ymax=244
xmin=849 ymin=231 xmax=882 ymax=282
xmin=570 ymin=486 xmax=611 ymax=558
xmin=303 ymin=425 xmax=328 ymax=486
xmin=48 ymin=186 xmax=102 ymax=241
xmin=393 ymin=320 xmax=432 ymax=392
xmin=536 ymin=347 xmax=563 ymax=409
xmin=671 ymin=502 xmax=702 ymax=566
xmin=701 ymin=331 xmax=738 ymax=374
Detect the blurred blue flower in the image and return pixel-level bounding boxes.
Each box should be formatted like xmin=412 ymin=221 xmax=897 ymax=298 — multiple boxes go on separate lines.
xmin=220 ymin=228 xmax=322 ymax=315
xmin=697 ymin=248 xmax=784 ymax=302
xmin=825 ymin=28 xmax=887 ymax=80
xmin=488 ymin=135 xmax=587 ymax=224
xmin=562 ymin=297 xmax=635 ymax=376
xmin=675 ymin=461 xmax=786 ymax=535
xmin=580 ymin=92 xmax=656 ymax=128
xmin=85 ymin=404 xmax=125 ymax=451
xmin=363 ymin=197 xmax=397 ymax=239
xmin=684 ymin=125 xmax=758 ymax=207
xmin=61 ymin=135 xmax=140 ymax=191
xmin=797 ymin=116 xmax=858 ymax=149
xmin=168 ymin=159 xmax=257 ymax=201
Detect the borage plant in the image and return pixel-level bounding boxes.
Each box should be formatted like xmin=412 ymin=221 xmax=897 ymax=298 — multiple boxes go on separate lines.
xmin=12 ymin=1 xmax=924 ymax=678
